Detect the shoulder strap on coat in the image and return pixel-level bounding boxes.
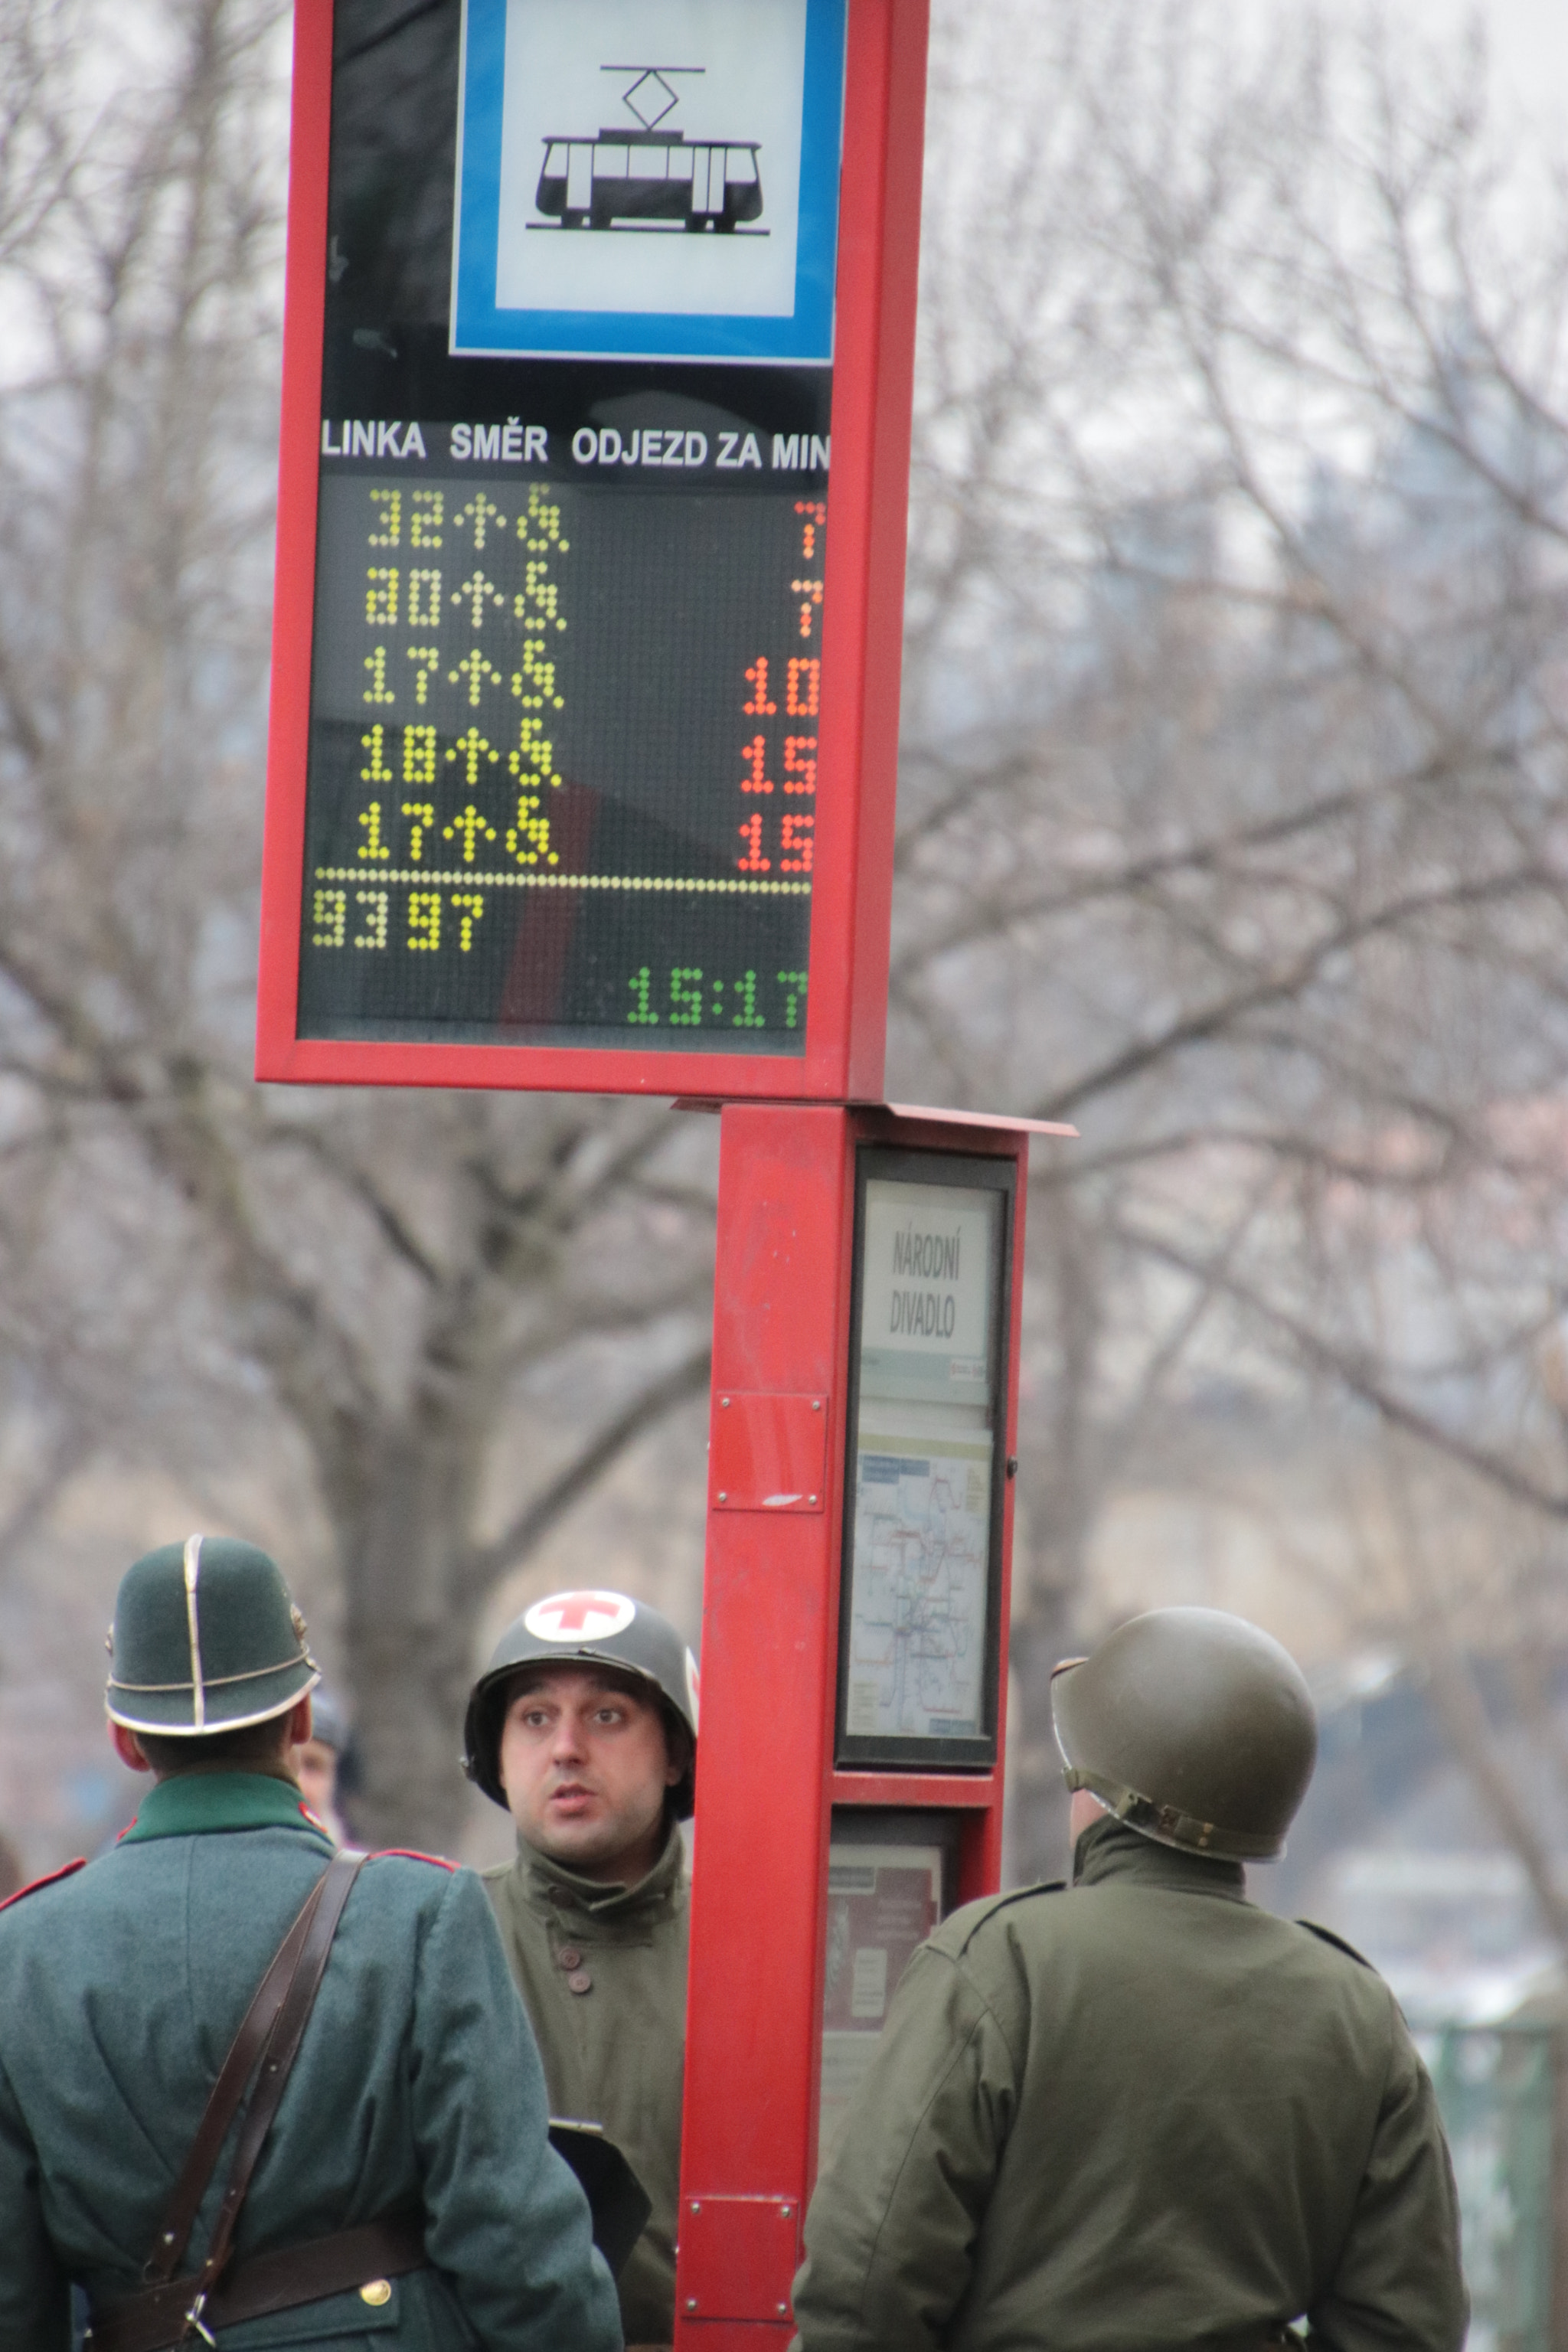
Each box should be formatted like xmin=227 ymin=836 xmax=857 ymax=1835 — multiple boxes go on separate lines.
xmin=1297 ymin=1918 xmax=1374 ymax=1968
xmin=144 ymin=1850 xmax=366 ymax=2293
xmin=944 ymin=1879 xmax=1066 ymax=1957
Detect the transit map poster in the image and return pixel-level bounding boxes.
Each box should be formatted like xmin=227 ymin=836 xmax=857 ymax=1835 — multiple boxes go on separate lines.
xmin=841 ymin=1177 xmax=1004 ymax=1761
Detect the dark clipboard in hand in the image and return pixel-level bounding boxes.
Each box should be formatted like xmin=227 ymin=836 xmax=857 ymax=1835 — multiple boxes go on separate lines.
xmin=549 ymin=2119 xmax=653 ymax=2279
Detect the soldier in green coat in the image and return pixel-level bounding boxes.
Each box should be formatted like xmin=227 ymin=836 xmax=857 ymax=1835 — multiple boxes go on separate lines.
xmin=0 ymin=1536 xmax=622 ymax=2352
xmin=463 ymin=1590 xmax=698 ymax=2352
xmin=792 ymin=1607 xmax=1467 ymax=2352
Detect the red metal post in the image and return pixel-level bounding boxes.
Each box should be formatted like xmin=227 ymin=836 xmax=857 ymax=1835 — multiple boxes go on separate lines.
xmin=677 ymin=1102 xmax=1050 ymax=2345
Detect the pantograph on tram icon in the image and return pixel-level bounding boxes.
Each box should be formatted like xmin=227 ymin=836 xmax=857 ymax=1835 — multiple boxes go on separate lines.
xmin=533 ymin=66 xmax=766 ymax=236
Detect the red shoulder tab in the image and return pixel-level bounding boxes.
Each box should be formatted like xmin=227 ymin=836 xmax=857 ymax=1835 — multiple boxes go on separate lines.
xmin=0 ymin=1857 xmax=87 ymax=1913
xmin=371 ymin=1847 xmax=458 ymax=1872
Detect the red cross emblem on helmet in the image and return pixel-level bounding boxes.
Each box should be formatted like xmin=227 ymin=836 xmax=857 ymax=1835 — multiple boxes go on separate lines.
xmin=523 ymin=1590 xmax=637 ymax=1642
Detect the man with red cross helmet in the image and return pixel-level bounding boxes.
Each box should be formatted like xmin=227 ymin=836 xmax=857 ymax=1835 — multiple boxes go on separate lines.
xmin=465 ymin=1588 xmax=699 ymax=2352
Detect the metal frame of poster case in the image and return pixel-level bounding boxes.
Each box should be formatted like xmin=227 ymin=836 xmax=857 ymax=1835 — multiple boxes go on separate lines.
xmin=834 ymin=1144 xmax=1019 ymax=1772
xmin=255 ymin=0 xmax=930 ymax=1099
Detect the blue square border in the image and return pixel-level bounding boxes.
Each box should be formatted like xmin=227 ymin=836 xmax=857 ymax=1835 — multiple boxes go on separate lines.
xmin=450 ymin=0 xmax=848 ymax=364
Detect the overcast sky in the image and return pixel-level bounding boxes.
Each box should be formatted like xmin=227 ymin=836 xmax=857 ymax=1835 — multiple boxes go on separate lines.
xmin=1238 ymin=0 xmax=1568 ymax=131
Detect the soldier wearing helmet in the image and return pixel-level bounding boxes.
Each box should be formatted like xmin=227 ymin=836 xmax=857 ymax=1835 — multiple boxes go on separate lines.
xmin=466 ymin=1587 xmax=699 ymax=2352
xmin=0 ymin=1537 xmax=619 ymax=2352
xmin=792 ymin=1606 xmax=1466 ymax=2352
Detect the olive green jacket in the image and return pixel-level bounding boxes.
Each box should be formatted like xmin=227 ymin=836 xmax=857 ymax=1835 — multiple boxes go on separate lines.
xmin=483 ymin=1824 xmax=688 ymax=2347
xmin=792 ymin=1818 xmax=1465 ymax=2352
xmin=0 ymin=1772 xmax=622 ymax=2352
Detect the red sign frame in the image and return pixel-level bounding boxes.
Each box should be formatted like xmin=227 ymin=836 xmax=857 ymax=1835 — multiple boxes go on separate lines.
xmin=255 ymin=0 xmax=931 ymax=1099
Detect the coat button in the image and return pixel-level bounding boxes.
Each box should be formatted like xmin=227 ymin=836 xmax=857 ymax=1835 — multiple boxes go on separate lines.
xmin=557 ymin=1945 xmax=583 ymax=1970
xmin=567 ymin=1968 xmax=593 ymax=1994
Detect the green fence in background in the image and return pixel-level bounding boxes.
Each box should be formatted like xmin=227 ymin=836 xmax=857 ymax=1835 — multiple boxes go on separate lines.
xmin=1422 ymin=2024 xmax=1556 ymax=2352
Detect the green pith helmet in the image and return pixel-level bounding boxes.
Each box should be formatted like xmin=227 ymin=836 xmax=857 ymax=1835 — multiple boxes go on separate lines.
xmin=464 ymin=1589 xmax=699 ymax=1818
xmin=1051 ymin=1606 xmax=1317 ymax=1862
xmin=106 ymin=1535 xmax=320 ymax=1736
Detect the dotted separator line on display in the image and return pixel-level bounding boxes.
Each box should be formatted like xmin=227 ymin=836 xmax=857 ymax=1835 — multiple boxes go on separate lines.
xmin=313 ymin=867 xmax=812 ymax=895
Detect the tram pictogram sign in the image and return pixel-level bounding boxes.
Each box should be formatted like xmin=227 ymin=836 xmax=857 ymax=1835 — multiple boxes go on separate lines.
xmin=256 ymin=0 xmax=929 ymax=1100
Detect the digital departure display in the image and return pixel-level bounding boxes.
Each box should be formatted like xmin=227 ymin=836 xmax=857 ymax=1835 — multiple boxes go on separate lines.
xmin=285 ymin=0 xmax=847 ymax=1057
xmin=300 ymin=452 xmax=825 ymax=1047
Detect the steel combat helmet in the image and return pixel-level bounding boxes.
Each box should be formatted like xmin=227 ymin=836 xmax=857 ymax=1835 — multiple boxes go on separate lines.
xmin=464 ymin=1589 xmax=699 ymax=1818
xmin=1051 ymin=1606 xmax=1316 ymax=1861
xmin=106 ymin=1534 xmax=320 ymax=1736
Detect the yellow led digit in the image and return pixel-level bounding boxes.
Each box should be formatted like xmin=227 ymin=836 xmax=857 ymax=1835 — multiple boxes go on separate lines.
xmin=312 ymin=888 xmax=347 ymax=948
xmin=450 ymin=893 xmax=485 ymax=951
xmin=407 ymin=569 xmax=442 ymax=627
xmin=410 ymin=488 xmax=444 ymax=547
xmin=365 ymin=567 xmax=399 ymax=625
xmin=408 ymin=891 xmax=442 ymax=950
xmin=406 ymin=647 xmax=440 ymax=704
xmin=368 ymin=488 xmax=401 ymax=547
xmin=402 ymin=724 xmax=437 ymax=785
xmin=402 ymin=802 xmax=436 ymax=861
xmin=353 ymin=890 xmax=389 ymax=948
xmin=362 ymin=647 xmax=394 ymax=705
xmin=357 ymin=802 xmax=391 ymax=861
xmin=360 ymin=725 xmax=394 ymax=782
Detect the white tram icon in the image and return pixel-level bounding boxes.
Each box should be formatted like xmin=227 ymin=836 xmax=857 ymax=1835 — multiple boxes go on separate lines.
xmin=534 ymin=66 xmax=766 ymax=236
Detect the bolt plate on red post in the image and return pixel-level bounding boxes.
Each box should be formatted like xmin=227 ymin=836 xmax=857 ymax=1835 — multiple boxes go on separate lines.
xmin=710 ymin=1393 xmax=829 ymax=1512
xmin=681 ymin=2196 xmax=801 ymax=2324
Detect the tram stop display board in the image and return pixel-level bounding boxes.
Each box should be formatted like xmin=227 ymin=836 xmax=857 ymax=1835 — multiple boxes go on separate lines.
xmin=256 ymin=0 xmax=929 ymax=1099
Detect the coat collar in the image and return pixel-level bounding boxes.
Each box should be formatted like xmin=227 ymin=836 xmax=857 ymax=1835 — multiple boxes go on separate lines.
xmin=520 ymin=1817 xmax=688 ymax=1922
xmin=1073 ymin=1813 xmax=1249 ymax=1903
xmin=119 ymin=1770 xmax=337 ymax=1847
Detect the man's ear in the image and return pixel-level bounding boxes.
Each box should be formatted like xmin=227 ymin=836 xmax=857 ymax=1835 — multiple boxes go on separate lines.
xmin=287 ymin=1692 xmax=314 ymax=1749
xmin=109 ymin=1719 xmax=152 ymax=1775
xmin=664 ymin=1720 xmax=692 ymax=1790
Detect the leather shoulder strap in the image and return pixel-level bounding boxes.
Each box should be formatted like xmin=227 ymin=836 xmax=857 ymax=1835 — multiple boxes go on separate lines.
xmin=144 ymin=1850 xmax=365 ymax=2291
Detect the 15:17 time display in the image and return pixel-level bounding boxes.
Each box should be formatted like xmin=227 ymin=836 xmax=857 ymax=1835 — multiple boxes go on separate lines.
xmin=627 ymin=966 xmax=808 ymax=1030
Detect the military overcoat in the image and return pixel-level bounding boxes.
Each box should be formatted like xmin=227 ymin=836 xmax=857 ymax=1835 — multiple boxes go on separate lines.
xmin=792 ymin=1817 xmax=1466 ymax=2352
xmin=0 ymin=1772 xmax=623 ymax=2352
xmin=483 ymin=1822 xmax=688 ymax=2347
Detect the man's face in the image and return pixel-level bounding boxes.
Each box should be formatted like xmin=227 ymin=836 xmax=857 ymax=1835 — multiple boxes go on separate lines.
xmin=498 ymin=1665 xmax=679 ymax=1881
xmin=293 ymin=1737 xmax=339 ymax=1822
